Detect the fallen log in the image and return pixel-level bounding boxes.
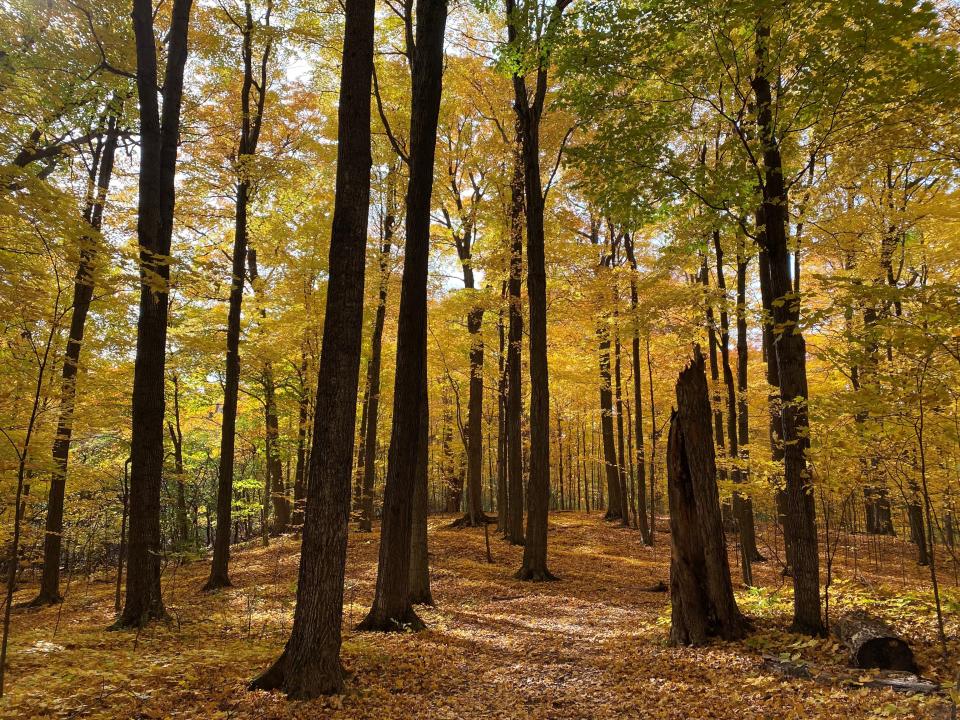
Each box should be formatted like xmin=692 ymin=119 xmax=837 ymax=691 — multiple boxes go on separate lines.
xmin=761 ymin=654 xmax=940 ymax=695
xmin=833 ymin=610 xmax=917 ymax=672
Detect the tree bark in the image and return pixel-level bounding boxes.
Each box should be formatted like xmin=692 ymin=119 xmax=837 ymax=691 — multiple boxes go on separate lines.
xmin=614 ymin=334 xmax=630 ymax=526
xmin=292 ymin=351 xmax=308 ymax=527
xmin=504 ymin=124 xmax=525 ymax=545
xmin=409 ymin=363 xmax=433 ymax=605
xmin=34 ymin=109 xmax=120 ymax=606
xmin=357 ymin=0 xmax=447 ymax=630
xmin=264 ymin=367 xmax=290 ymax=533
xmin=668 ymin=346 xmax=748 ymax=646
xmin=752 ymin=19 xmax=823 ymax=635
xmin=206 ymin=0 xmax=272 ymax=588
xmin=623 ymin=233 xmax=651 ymax=544
xmin=248 ymin=0 xmax=375 ymax=696
xmin=118 ymin=0 xmax=194 ymax=628
xmin=598 ymin=324 xmax=622 ymax=521
xmin=168 ymin=374 xmax=190 ymax=548
xmin=358 ymin=180 xmax=395 ymax=532
xmin=712 ymin=230 xmax=759 ymax=577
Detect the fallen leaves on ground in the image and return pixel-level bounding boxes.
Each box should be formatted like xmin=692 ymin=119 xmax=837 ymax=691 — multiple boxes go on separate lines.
xmin=2 ymin=513 xmax=955 ymax=719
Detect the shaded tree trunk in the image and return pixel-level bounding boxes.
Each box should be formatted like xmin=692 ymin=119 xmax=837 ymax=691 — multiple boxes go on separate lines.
xmin=264 ymin=367 xmax=289 ymax=534
xmin=504 ymin=124 xmax=525 ymax=545
xmin=34 ymin=108 xmax=120 ymax=606
xmin=205 ymin=0 xmax=272 ymax=588
xmin=248 ymin=0 xmax=375 ymax=696
xmin=357 ymin=0 xmax=447 ymax=630
xmin=598 ymin=325 xmax=622 ymax=520
xmin=614 ymin=334 xmax=630 ymax=526
xmin=118 ymin=0 xmax=194 ymax=628
xmin=409 ymin=363 xmax=433 ymax=605
xmin=168 ymin=374 xmax=190 ymax=548
xmin=668 ymin=347 xmax=748 ymax=646
xmin=292 ymin=351 xmax=308 ymax=527
xmin=712 ymin=230 xmax=759 ymax=578
xmin=358 ymin=182 xmax=395 ymax=532
xmin=623 ymin=232 xmax=651 ymax=544
xmin=752 ymin=20 xmax=823 ymax=635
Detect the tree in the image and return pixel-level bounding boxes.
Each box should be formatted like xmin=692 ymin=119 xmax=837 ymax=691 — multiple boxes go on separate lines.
xmin=667 ymin=346 xmax=748 ymax=646
xmin=206 ymin=0 xmax=273 ymax=590
xmin=506 ymin=0 xmax=571 ymax=582
xmin=32 ymin=105 xmax=122 ymax=606
xmin=117 ymin=0 xmax=194 ymax=629
xmin=357 ymin=0 xmax=448 ymax=631
xmin=247 ymin=0 xmax=377 ymax=696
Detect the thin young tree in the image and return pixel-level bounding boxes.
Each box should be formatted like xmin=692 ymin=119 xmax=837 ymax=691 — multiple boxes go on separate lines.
xmin=507 ymin=0 xmax=571 ymax=581
xmin=206 ymin=0 xmax=274 ymax=590
xmin=33 ymin=108 xmax=121 ymax=606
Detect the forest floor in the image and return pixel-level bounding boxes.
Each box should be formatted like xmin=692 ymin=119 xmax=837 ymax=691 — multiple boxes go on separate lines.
xmin=2 ymin=512 xmax=958 ymax=719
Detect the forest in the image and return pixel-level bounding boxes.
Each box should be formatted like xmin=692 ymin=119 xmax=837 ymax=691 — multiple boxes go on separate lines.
xmin=1 ymin=0 xmax=959 ymax=717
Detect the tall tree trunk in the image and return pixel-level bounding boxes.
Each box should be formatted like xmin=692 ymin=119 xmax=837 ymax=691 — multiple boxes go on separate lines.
xmin=496 ymin=293 xmax=508 ymax=531
xmin=292 ymin=351 xmax=308 ymax=527
xmin=623 ymin=232 xmax=651 ymax=544
xmin=264 ymin=367 xmax=290 ymax=533
xmin=357 ymin=0 xmax=447 ymax=631
xmin=713 ymin=230 xmax=759 ymax=577
xmin=699 ymin=252 xmax=725 ymax=455
xmin=409 ymin=362 xmax=433 ymax=604
xmin=248 ymin=0 xmax=375 ymax=696
xmin=509 ymin=0 xmax=568 ymax=581
xmin=614 ymin=334 xmax=630 ymax=526
xmin=598 ymin=325 xmax=622 ymax=520
xmin=118 ymin=0 xmax=194 ymax=628
xmin=358 ymin=184 xmax=395 ymax=532
xmin=168 ymin=374 xmax=190 ymax=548
xmin=646 ymin=335 xmax=657 ymax=543
xmin=735 ymin=237 xmax=762 ymax=563
xmin=205 ymin=0 xmax=272 ymax=588
xmin=34 ymin=109 xmax=120 ymax=606
xmin=752 ymin=19 xmax=822 ymax=635
xmin=504 ymin=124 xmax=525 ymax=545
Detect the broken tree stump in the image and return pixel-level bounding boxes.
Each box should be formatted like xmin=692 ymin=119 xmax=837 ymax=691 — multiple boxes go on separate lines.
xmin=668 ymin=345 xmax=749 ymax=646
xmin=833 ymin=610 xmax=917 ymax=672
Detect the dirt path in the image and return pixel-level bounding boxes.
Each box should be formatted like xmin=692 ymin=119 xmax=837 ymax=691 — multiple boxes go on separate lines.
xmin=1 ymin=513 xmax=951 ymax=719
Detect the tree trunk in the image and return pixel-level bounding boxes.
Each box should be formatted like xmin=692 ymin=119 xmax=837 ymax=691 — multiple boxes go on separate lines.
xmin=34 ymin=109 xmax=120 ymax=606
xmin=504 ymin=124 xmax=525 ymax=546
xmin=668 ymin=347 xmax=748 ymax=646
xmin=264 ymin=367 xmax=290 ymax=534
xmin=734 ymin=239 xmax=763 ymax=564
xmin=248 ymin=0 xmax=375 ymax=696
xmin=598 ymin=325 xmax=622 ymax=521
xmin=752 ymin=19 xmax=823 ymax=635
xmin=409 ymin=366 xmax=433 ymax=605
xmin=614 ymin=334 xmax=630 ymax=526
xmin=713 ymin=230 xmax=759 ymax=578
xmin=206 ymin=0 xmax=272 ymax=588
xmin=292 ymin=352 xmax=308 ymax=527
xmin=833 ymin=610 xmax=916 ymax=671
xmin=496 ymin=295 xmax=508 ymax=531
xmin=357 ymin=0 xmax=447 ymax=631
xmin=118 ymin=0 xmax=193 ymax=628
xmin=358 ymin=189 xmax=394 ymax=532
xmin=168 ymin=374 xmax=190 ymax=548
xmin=646 ymin=336 xmax=657 ymax=542
xmin=623 ymin=233 xmax=651 ymax=543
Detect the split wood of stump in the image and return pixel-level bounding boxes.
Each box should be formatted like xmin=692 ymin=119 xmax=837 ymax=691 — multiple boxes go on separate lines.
xmin=667 ymin=345 xmax=749 ymax=646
